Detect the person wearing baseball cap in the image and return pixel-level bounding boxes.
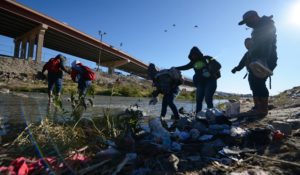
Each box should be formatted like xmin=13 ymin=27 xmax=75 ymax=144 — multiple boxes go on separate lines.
xmin=237 ymin=10 xmax=278 ymax=118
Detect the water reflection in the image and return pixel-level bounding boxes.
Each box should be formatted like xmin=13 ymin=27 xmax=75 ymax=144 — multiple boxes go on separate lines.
xmin=0 ymin=92 xmax=225 ymax=125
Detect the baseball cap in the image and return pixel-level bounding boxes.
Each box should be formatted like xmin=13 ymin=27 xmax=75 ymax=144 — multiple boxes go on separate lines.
xmin=238 ymin=10 xmax=258 ymax=25
xmin=71 ymin=60 xmax=81 ymax=68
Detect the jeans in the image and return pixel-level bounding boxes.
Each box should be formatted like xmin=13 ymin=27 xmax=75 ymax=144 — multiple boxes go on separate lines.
xmin=196 ymin=78 xmax=217 ymax=113
xmin=160 ymin=87 xmax=179 ymax=117
xmin=248 ymin=71 xmax=269 ymax=98
xmin=78 ymin=80 xmax=92 ymax=97
xmin=48 ymin=73 xmax=63 ymax=93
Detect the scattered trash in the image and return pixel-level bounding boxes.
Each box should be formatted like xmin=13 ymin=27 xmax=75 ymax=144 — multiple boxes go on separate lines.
xmin=230 ymin=127 xmax=247 ymax=138
xmin=224 ymin=100 xmax=240 ymax=117
xmin=230 ymin=168 xmax=270 ymax=175
xmin=171 ymin=142 xmax=182 ymax=151
xmin=167 ymin=154 xmax=180 ymax=171
xmin=273 ymin=130 xmax=285 ymax=141
xmin=149 ymin=117 xmax=171 ymax=150
xmin=199 ymin=134 xmax=214 ymax=141
xmin=189 ymin=128 xmax=200 ymax=140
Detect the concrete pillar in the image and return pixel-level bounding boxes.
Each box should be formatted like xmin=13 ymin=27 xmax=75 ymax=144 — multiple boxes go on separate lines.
xmin=35 ymin=29 xmax=46 ymax=63
xmin=13 ymin=40 xmax=20 ymax=58
xmin=20 ymin=39 xmax=27 ymax=59
xmin=27 ymin=36 xmax=35 ymax=61
xmin=108 ymin=67 xmax=115 ymax=75
xmin=15 ymin=24 xmax=48 ymax=62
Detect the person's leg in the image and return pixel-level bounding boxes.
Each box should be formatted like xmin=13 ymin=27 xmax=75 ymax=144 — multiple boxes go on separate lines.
xmin=160 ymin=94 xmax=168 ymax=117
xmin=166 ymin=91 xmax=179 ymax=119
xmin=204 ymin=79 xmax=217 ymax=109
xmin=55 ymin=78 xmax=63 ymax=99
xmin=246 ymin=72 xmax=268 ymax=117
xmin=47 ymin=74 xmax=55 ymax=103
xmin=255 ymin=76 xmax=269 ymax=116
xmin=196 ymin=83 xmax=205 ymax=113
xmin=80 ymin=80 xmax=92 ymax=98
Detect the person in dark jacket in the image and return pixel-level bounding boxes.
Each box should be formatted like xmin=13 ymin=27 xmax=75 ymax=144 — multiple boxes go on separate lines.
xmin=238 ymin=10 xmax=278 ymax=117
xmin=175 ymin=47 xmax=221 ymax=114
xmin=42 ymin=54 xmax=70 ymax=103
xmin=148 ymin=63 xmax=180 ymax=120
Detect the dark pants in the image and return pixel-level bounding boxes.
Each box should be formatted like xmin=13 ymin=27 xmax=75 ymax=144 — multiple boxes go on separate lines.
xmin=78 ymin=79 xmax=92 ymax=97
xmin=48 ymin=73 xmax=63 ymax=93
xmin=248 ymin=72 xmax=269 ymax=98
xmin=161 ymin=88 xmax=179 ymax=117
xmin=196 ymin=78 xmax=217 ymax=113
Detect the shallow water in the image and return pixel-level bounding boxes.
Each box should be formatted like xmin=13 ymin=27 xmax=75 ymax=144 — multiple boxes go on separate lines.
xmin=0 ymin=92 xmax=224 ymax=125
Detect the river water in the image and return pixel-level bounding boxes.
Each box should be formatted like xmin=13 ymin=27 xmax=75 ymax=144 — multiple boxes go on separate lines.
xmin=0 ymin=92 xmax=224 ymax=125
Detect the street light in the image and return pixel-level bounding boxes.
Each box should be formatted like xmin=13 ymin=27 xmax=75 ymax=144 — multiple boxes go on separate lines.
xmin=97 ymin=30 xmax=107 ymax=72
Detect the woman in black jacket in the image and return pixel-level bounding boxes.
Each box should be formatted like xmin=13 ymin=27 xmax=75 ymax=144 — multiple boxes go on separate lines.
xmin=176 ymin=46 xmax=221 ymax=114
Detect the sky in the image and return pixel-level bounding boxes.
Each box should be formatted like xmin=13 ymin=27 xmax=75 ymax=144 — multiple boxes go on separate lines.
xmin=1 ymin=0 xmax=300 ymax=95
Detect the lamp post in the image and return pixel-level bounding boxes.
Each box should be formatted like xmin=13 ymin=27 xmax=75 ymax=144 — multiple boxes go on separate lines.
xmin=97 ymin=30 xmax=106 ymax=72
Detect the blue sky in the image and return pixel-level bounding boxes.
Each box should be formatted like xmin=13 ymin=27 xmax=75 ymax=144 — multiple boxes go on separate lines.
xmin=1 ymin=0 xmax=300 ymax=95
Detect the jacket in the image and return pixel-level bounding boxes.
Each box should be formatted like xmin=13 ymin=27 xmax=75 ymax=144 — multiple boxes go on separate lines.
xmin=249 ymin=16 xmax=278 ymax=71
xmin=176 ymin=56 xmax=220 ymax=85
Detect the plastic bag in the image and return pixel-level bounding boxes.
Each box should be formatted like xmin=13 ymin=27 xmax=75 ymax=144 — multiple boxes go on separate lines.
xmin=149 ymin=117 xmax=171 ymax=150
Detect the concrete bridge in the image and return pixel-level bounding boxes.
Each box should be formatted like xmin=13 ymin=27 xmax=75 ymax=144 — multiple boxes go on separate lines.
xmin=0 ymin=0 xmax=193 ymax=86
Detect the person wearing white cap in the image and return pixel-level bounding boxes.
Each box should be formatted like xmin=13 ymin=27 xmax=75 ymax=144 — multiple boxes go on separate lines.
xmin=70 ymin=60 xmax=96 ymax=97
xmin=238 ymin=10 xmax=278 ymax=117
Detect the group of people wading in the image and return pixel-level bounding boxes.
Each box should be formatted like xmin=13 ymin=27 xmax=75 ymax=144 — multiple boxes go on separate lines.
xmin=42 ymin=10 xmax=278 ymax=122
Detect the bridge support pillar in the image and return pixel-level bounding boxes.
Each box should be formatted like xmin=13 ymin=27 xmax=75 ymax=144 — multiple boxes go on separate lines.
xmin=13 ymin=40 xmax=20 ymax=58
xmin=15 ymin=24 xmax=48 ymax=62
xmin=35 ymin=28 xmax=46 ymax=63
xmin=20 ymin=39 xmax=27 ymax=59
xmin=27 ymin=36 xmax=35 ymax=61
xmin=108 ymin=67 xmax=115 ymax=75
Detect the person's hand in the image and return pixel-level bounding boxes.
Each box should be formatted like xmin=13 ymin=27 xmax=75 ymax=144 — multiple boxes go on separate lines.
xmin=231 ymin=67 xmax=237 ymax=74
xmin=149 ymin=97 xmax=158 ymax=105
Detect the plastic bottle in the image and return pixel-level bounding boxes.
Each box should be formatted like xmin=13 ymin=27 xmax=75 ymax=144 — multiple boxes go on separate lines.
xmin=149 ymin=117 xmax=171 ymax=150
xmin=224 ymin=101 xmax=240 ymax=117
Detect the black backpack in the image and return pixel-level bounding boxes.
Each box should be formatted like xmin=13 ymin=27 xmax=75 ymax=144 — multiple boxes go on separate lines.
xmin=206 ymin=57 xmax=221 ymax=79
xmin=151 ymin=68 xmax=183 ymax=94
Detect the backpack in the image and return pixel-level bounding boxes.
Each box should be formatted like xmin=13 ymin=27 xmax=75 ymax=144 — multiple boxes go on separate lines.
xmin=154 ymin=68 xmax=183 ymax=94
xmin=155 ymin=68 xmax=183 ymax=86
xmin=80 ymin=64 xmax=96 ymax=81
xmin=207 ymin=58 xmax=221 ymax=79
xmin=45 ymin=57 xmax=61 ymax=73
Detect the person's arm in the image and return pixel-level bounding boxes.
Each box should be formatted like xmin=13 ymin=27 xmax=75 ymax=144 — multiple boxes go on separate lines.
xmin=42 ymin=62 xmax=48 ymax=74
xmin=175 ymin=61 xmax=194 ymax=71
xmin=233 ymin=52 xmax=248 ymax=72
xmin=152 ymin=89 xmax=160 ymax=98
xmin=60 ymin=60 xmax=71 ymax=74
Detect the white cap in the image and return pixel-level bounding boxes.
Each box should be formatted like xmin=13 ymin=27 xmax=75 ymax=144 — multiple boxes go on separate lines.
xmin=71 ymin=60 xmax=81 ymax=68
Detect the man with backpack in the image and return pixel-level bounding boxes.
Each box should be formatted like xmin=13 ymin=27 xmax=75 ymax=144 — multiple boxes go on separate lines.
xmin=42 ymin=54 xmax=70 ymax=103
xmin=238 ymin=10 xmax=278 ymax=117
xmin=148 ymin=63 xmax=181 ymax=120
xmin=71 ymin=60 xmax=96 ymax=97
